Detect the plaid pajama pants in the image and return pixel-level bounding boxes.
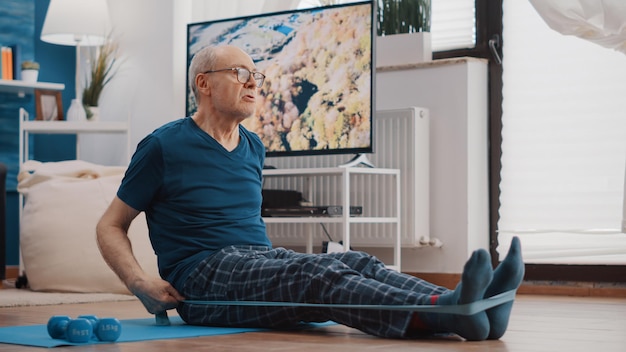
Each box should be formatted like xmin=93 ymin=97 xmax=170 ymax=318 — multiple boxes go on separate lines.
xmin=177 ymin=245 xmax=450 ymax=338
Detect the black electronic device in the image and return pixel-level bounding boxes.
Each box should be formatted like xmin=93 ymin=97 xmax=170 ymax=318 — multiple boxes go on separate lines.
xmin=262 ymin=189 xmax=304 ymax=208
xmin=262 ymin=205 xmax=363 ymax=217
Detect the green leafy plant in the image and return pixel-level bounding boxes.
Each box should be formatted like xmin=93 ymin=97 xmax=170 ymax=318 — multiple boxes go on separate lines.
xmin=376 ymin=0 xmax=431 ymax=36
xmin=21 ymin=60 xmax=40 ymax=70
xmin=82 ymin=39 xmax=120 ymax=107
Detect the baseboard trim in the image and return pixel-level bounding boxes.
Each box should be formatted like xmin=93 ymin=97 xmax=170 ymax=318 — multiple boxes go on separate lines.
xmin=406 ymin=272 xmax=626 ymax=298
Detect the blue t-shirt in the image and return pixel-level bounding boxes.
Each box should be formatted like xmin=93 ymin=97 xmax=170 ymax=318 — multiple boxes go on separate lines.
xmin=117 ymin=117 xmax=271 ymax=291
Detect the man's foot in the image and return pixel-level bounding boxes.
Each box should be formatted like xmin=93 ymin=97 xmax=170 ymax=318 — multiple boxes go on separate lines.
xmin=484 ymin=236 xmax=524 ymax=339
xmin=413 ymin=249 xmax=493 ymax=341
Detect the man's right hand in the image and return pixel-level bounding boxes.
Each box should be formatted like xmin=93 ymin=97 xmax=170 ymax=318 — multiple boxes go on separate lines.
xmin=129 ymin=276 xmax=185 ymax=314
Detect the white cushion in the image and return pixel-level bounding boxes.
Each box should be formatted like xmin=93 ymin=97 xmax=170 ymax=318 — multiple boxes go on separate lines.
xmin=18 ymin=160 xmax=159 ymax=294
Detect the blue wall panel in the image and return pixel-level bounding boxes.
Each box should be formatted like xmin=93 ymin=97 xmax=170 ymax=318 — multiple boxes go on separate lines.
xmin=0 ymin=0 xmax=36 ymax=191
xmin=1 ymin=0 xmax=75 ymax=266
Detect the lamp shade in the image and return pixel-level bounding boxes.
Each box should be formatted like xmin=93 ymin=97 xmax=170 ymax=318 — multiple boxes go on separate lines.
xmin=41 ymin=0 xmax=112 ymax=47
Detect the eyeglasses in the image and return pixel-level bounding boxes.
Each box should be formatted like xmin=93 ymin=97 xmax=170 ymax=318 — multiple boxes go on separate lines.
xmin=203 ymin=67 xmax=265 ymax=88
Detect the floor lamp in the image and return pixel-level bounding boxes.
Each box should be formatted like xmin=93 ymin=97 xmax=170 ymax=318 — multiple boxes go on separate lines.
xmin=40 ymin=0 xmax=112 ymax=121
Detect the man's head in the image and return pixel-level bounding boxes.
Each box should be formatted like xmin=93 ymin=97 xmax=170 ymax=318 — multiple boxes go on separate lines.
xmin=188 ymin=45 xmax=264 ymax=120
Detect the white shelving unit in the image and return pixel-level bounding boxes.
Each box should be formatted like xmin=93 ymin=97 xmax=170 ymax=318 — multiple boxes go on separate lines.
xmin=18 ymin=109 xmax=130 ymax=165
xmin=0 ymin=79 xmax=64 ymax=97
xmin=262 ymin=167 xmax=402 ymax=271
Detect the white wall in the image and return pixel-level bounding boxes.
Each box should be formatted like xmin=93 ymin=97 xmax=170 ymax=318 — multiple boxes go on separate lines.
xmin=375 ymin=59 xmax=490 ymax=273
xmin=79 ymin=0 xmax=185 ymax=164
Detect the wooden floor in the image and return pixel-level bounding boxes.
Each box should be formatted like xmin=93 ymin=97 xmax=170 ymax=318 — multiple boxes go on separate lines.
xmin=0 ymin=294 xmax=625 ymax=351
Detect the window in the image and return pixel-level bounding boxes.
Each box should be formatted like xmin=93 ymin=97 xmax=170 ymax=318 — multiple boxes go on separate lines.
xmin=499 ymin=0 xmax=626 ymax=265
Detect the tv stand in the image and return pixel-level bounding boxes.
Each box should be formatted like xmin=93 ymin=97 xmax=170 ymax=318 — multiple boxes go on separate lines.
xmin=339 ymin=153 xmax=375 ymax=168
xmin=262 ymin=167 xmax=401 ymax=270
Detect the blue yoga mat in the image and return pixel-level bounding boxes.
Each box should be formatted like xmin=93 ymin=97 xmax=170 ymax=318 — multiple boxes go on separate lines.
xmin=0 ymin=316 xmax=334 ymax=348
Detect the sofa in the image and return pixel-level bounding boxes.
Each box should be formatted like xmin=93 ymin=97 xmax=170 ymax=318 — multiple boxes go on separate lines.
xmin=16 ymin=160 xmax=158 ymax=294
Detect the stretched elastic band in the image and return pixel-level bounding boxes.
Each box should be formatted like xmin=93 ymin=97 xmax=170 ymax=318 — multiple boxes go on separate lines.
xmin=182 ymin=289 xmax=516 ymax=316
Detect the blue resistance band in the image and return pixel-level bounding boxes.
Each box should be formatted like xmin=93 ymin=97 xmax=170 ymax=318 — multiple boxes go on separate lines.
xmin=182 ymin=289 xmax=516 ymax=316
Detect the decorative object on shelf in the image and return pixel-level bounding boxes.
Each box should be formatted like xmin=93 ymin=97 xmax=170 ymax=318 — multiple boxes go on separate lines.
xmin=40 ymin=0 xmax=112 ymax=122
xmin=375 ymin=0 xmax=432 ymax=67
xmin=83 ymin=38 xmax=120 ymax=121
xmin=66 ymin=99 xmax=86 ymax=121
xmin=34 ymin=89 xmax=63 ymax=121
xmin=20 ymin=60 xmax=39 ymax=83
xmin=85 ymin=105 xmax=100 ymax=121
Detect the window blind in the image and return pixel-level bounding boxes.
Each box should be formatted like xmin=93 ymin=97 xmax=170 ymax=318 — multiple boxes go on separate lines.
xmin=499 ymin=0 xmax=626 ymax=264
xmin=430 ymin=0 xmax=475 ymax=51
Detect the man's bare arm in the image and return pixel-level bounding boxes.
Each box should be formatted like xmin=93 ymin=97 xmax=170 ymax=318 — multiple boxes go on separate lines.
xmin=96 ymin=196 xmax=184 ymax=314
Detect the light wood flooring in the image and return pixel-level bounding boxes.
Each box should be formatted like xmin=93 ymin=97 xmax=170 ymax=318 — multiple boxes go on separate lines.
xmin=0 ymin=294 xmax=625 ymax=352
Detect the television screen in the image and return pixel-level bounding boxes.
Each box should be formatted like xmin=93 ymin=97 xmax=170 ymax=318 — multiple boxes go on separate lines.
xmin=186 ymin=0 xmax=374 ymax=157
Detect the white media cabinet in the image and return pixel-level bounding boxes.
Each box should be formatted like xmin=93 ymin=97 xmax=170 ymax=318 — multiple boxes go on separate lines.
xmin=262 ymin=167 xmax=401 ymax=271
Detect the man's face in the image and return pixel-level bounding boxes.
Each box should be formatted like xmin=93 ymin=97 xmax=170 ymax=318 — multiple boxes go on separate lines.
xmin=207 ymin=47 xmax=259 ymax=120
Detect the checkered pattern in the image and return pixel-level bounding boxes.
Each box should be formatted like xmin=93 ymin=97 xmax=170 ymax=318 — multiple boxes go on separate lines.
xmin=177 ymin=246 xmax=449 ymax=338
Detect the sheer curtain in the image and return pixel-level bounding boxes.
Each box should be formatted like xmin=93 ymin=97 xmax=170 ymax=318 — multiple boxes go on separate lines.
xmin=499 ymin=0 xmax=626 ymax=264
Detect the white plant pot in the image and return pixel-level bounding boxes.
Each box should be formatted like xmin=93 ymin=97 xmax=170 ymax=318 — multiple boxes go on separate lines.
xmin=376 ymin=32 xmax=432 ymax=67
xmin=21 ymin=69 xmax=39 ymax=83
xmin=86 ymin=106 xmax=100 ymax=121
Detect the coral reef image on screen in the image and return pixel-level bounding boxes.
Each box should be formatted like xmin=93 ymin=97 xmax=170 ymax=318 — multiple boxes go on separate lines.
xmin=187 ymin=4 xmax=372 ymax=155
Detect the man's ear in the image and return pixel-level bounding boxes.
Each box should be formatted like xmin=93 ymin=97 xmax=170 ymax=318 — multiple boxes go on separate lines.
xmin=195 ymin=73 xmax=211 ymax=95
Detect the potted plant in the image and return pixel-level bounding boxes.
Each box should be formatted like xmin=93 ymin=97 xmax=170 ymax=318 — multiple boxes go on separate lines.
xmin=82 ymin=39 xmax=120 ymax=120
xmin=21 ymin=60 xmax=40 ymax=83
xmin=377 ymin=0 xmax=430 ymax=35
xmin=375 ymin=0 xmax=432 ymax=66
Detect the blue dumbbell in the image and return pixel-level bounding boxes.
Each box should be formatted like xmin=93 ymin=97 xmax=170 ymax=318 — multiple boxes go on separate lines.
xmin=77 ymin=315 xmax=99 ymax=339
xmin=47 ymin=315 xmax=121 ymax=343
xmin=47 ymin=316 xmax=93 ymax=343
xmin=66 ymin=318 xmax=94 ymax=343
xmin=95 ymin=317 xmax=122 ymax=342
xmin=47 ymin=315 xmax=71 ymax=339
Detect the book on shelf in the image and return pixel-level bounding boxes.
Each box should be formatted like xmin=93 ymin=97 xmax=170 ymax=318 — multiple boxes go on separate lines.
xmin=1 ymin=44 xmax=22 ymax=80
xmin=10 ymin=44 xmax=21 ymax=80
xmin=1 ymin=46 xmax=13 ymax=80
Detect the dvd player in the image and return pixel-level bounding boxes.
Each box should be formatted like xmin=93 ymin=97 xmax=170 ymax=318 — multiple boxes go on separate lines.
xmin=262 ymin=205 xmax=363 ymax=217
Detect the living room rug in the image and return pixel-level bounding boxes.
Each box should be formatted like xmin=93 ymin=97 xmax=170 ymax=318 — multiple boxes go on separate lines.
xmin=0 ymin=287 xmax=137 ymax=308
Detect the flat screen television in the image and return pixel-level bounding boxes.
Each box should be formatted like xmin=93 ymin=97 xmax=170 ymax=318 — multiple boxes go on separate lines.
xmin=186 ymin=0 xmax=374 ymax=158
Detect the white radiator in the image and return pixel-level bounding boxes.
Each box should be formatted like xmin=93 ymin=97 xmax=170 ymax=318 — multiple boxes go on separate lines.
xmin=263 ymin=107 xmax=429 ymax=248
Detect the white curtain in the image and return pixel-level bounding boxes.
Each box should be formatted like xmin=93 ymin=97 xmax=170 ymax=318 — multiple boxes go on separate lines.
xmin=499 ymin=0 xmax=626 ymax=264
